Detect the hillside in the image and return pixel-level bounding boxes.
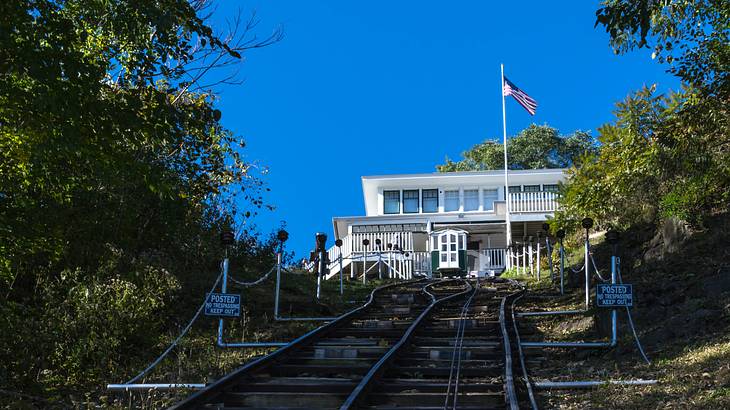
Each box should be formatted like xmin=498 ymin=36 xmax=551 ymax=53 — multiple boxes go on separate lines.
xmin=513 ymin=212 xmax=730 ymax=409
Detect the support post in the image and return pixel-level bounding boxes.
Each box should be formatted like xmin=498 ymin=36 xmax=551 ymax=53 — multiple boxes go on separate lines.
xmin=377 ymin=243 xmax=382 ymax=280
xmin=335 ymin=239 xmax=344 ymax=296
xmin=560 ymin=241 xmax=565 ymax=295
xmin=536 ymin=234 xmax=541 ymax=281
xmin=217 ymin=256 xmax=229 ymax=345
xmin=528 ymin=239 xmax=534 ymax=277
xmin=582 ymin=218 xmax=594 ymax=310
xmin=274 ymin=252 xmax=281 ymax=318
xmin=522 ymin=241 xmax=527 ymax=275
xmin=557 ymin=229 xmax=566 ymax=295
xmin=362 ymin=238 xmax=369 ymax=284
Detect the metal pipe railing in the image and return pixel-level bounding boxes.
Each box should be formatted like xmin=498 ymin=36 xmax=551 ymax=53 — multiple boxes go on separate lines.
xmin=534 ymin=380 xmax=658 ymax=389
xmin=107 ymin=384 xmax=206 ymax=391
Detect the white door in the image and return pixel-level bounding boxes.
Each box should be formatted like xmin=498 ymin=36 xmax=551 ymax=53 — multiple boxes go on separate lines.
xmin=439 ymin=233 xmax=459 ymax=269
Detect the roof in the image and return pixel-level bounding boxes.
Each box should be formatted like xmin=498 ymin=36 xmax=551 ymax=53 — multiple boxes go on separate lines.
xmin=361 ymin=168 xmax=567 ymax=181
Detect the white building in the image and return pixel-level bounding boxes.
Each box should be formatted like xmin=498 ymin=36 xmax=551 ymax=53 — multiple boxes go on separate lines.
xmin=322 ymin=168 xmax=566 ymax=280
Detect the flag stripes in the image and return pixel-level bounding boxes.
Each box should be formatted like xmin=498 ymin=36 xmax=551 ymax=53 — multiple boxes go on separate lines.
xmin=502 ymin=76 xmax=537 ymax=115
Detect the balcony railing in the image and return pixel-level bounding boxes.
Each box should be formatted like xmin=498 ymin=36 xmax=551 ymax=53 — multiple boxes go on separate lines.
xmin=509 ymin=191 xmax=558 ymax=213
xmin=466 ymin=248 xmax=506 ymax=272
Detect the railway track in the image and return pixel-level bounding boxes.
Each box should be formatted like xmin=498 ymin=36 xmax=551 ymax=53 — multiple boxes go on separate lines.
xmin=170 ymin=278 xmax=534 ymax=410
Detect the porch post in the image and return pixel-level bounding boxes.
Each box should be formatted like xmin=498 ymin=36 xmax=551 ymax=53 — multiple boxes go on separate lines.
xmin=528 ymin=238 xmax=534 ymax=277
xmin=536 ymin=232 xmax=541 ymax=281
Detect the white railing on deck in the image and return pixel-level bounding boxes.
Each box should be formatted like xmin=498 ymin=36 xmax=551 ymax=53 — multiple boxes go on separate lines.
xmin=411 ymin=251 xmax=432 ymax=277
xmin=466 ymin=248 xmax=506 ymax=273
xmin=509 ymin=191 xmax=558 ymax=213
xmin=349 ymin=232 xmax=414 ymax=252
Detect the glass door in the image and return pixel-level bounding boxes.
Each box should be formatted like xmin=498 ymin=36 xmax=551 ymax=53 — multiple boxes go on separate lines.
xmin=439 ymin=233 xmax=459 ymax=269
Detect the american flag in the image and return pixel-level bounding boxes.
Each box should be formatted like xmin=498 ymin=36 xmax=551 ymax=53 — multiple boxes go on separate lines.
xmin=503 ymin=76 xmax=537 ymax=115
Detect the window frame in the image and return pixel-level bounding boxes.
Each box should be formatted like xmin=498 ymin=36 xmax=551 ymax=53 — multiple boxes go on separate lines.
xmin=482 ymin=188 xmax=499 ymax=211
xmin=402 ymin=189 xmax=420 ymax=214
xmin=444 ymin=190 xmax=460 ymax=212
xmin=463 ymin=189 xmax=479 ymax=212
xmin=383 ymin=190 xmax=401 ymax=214
xmin=421 ymin=189 xmax=439 ymax=213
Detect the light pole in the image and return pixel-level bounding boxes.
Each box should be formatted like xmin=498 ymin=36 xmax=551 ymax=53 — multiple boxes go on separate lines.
xmin=315 ymin=232 xmax=327 ymax=300
xmin=274 ymin=229 xmax=288 ymax=318
xmin=218 ymin=230 xmax=235 ymax=343
xmin=362 ymin=238 xmax=369 ymax=284
xmin=335 ymin=238 xmax=343 ymax=295
xmin=556 ymin=229 xmax=565 ymax=295
xmin=375 ymin=238 xmax=382 ymax=280
xmin=535 ymin=231 xmax=542 ymax=282
xmin=606 ymin=229 xmax=620 ymax=343
xmin=581 ymin=217 xmax=594 ymax=310
xmin=386 ymin=243 xmax=393 ymax=278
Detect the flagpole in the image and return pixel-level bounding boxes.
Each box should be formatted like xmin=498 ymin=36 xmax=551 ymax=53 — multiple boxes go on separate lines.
xmin=501 ymin=64 xmax=512 ymax=270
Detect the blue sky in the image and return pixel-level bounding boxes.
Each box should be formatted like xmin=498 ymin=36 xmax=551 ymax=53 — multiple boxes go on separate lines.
xmin=209 ymin=1 xmax=679 ymax=257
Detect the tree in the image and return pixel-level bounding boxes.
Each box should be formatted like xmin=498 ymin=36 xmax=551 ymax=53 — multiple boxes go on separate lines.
xmin=436 ymin=124 xmax=596 ymax=172
xmin=596 ymin=0 xmax=729 ymax=97
xmin=555 ymin=1 xmax=730 ymax=230
xmin=0 ymin=0 xmax=283 ymax=399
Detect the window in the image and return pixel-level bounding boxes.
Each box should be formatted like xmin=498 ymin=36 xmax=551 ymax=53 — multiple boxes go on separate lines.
xmin=422 ymin=189 xmax=438 ymax=213
xmin=403 ymin=190 xmax=419 ymax=213
xmin=383 ymin=190 xmax=400 ymax=214
xmin=464 ymin=189 xmax=479 ymax=211
xmin=444 ymin=190 xmax=459 ymax=211
xmin=483 ymin=188 xmax=498 ymax=211
xmin=508 ymin=186 xmax=522 ymax=193
xmin=543 ymin=184 xmax=559 ymax=193
xmin=523 ymin=185 xmax=541 ymax=192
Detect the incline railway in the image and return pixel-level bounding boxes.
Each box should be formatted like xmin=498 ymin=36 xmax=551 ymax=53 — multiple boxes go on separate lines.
xmin=169 ymin=278 xmax=535 ymax=410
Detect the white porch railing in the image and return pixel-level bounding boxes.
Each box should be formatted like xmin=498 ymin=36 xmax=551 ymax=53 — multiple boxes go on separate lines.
xmin=509 ymin=191 xmax=558 ymax=213
xmin=466 ymin=248 xmax=506 ymax=273
xmin=349 ymin=232 xmax=414 ymax=252
xmin=322 ymin=231 xmax=418 ymax=279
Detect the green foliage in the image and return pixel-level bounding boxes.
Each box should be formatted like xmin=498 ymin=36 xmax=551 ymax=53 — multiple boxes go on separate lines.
xmin=556 ymin=1 xmax=729 ymax=232
xmin=596 ymin=0 xmax=729 ymax=97
xmin=0 ymin=0 xmax=282 ymax=403
xmin=436 ymin=124 xmax=596 ymax=172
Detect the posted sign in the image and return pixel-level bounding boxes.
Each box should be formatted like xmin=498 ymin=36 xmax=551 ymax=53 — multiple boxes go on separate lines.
xmin=205 ymin=293 xmax=241 ymax=317
xmin=596 ymin=284 xmax=633 ymax=307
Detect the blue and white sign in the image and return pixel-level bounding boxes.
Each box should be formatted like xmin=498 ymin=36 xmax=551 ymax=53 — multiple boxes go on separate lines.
xmin=205 ymin=293 xmax=241 ymax=317
xmin=596 ymin=284 xmax=633 ymax=307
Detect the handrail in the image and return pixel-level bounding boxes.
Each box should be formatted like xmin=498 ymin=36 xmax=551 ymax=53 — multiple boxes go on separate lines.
xmin=339 ymin=279 xmax=472 ymax=409
xmin=168 ymin=279 xmax=424 ymax=410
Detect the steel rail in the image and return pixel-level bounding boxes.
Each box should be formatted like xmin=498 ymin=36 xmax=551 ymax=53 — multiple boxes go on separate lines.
xmin=168 ymin=279 xmax=424 ymax=410
xmin=510 ymin=290 xmax=540 ymax=410
xmin=500 ymin=288 xmax=522 ymax=410
xmin=444 ymin=280 xmax=479 ymax=409
xmin=339 ymin=279 xmax=473 ymax=410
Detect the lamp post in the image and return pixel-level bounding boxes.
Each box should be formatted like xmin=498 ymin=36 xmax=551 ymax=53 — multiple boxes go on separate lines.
xmin=315 ymin=232 xmax=327 ymax=300
xmin=375 ymin=238 xmax=382 ymax=280
xmin=528 ymin=235 xmax=534 ymax=277
xmin=387 ymin=243 xmax=393 ymax=279
xmin=581 ymin=217 xmax=593 ymax=309
xmin=218 ymin=230 xmax=235 ymax=343
xmin=542 ymin=223 xmax=553 ymax=282
xmin=556 ymin=229 xmax=566 ymax=295
xmin=335 ymin=239 xmax=343 ymax=295
xmin=606 ymin=229 xmax=620 ymax=343
xmin=274 ymin=229 xmax=288 ymax=317
xmin=362 ymin=238 xmax=369 ymax=284
xmin=536 ymin=231 xmax=542 ymax=281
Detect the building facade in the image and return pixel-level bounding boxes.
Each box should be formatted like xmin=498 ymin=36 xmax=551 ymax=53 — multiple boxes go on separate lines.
xmin=323 ymin=168 xmax=566 ymax=280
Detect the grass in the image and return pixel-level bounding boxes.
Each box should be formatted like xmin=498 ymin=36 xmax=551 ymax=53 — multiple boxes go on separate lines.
xmin=92 ymin=271 xmax=383 ymax=409
xmin=512 ymin=216 xmax=730 ymax=409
